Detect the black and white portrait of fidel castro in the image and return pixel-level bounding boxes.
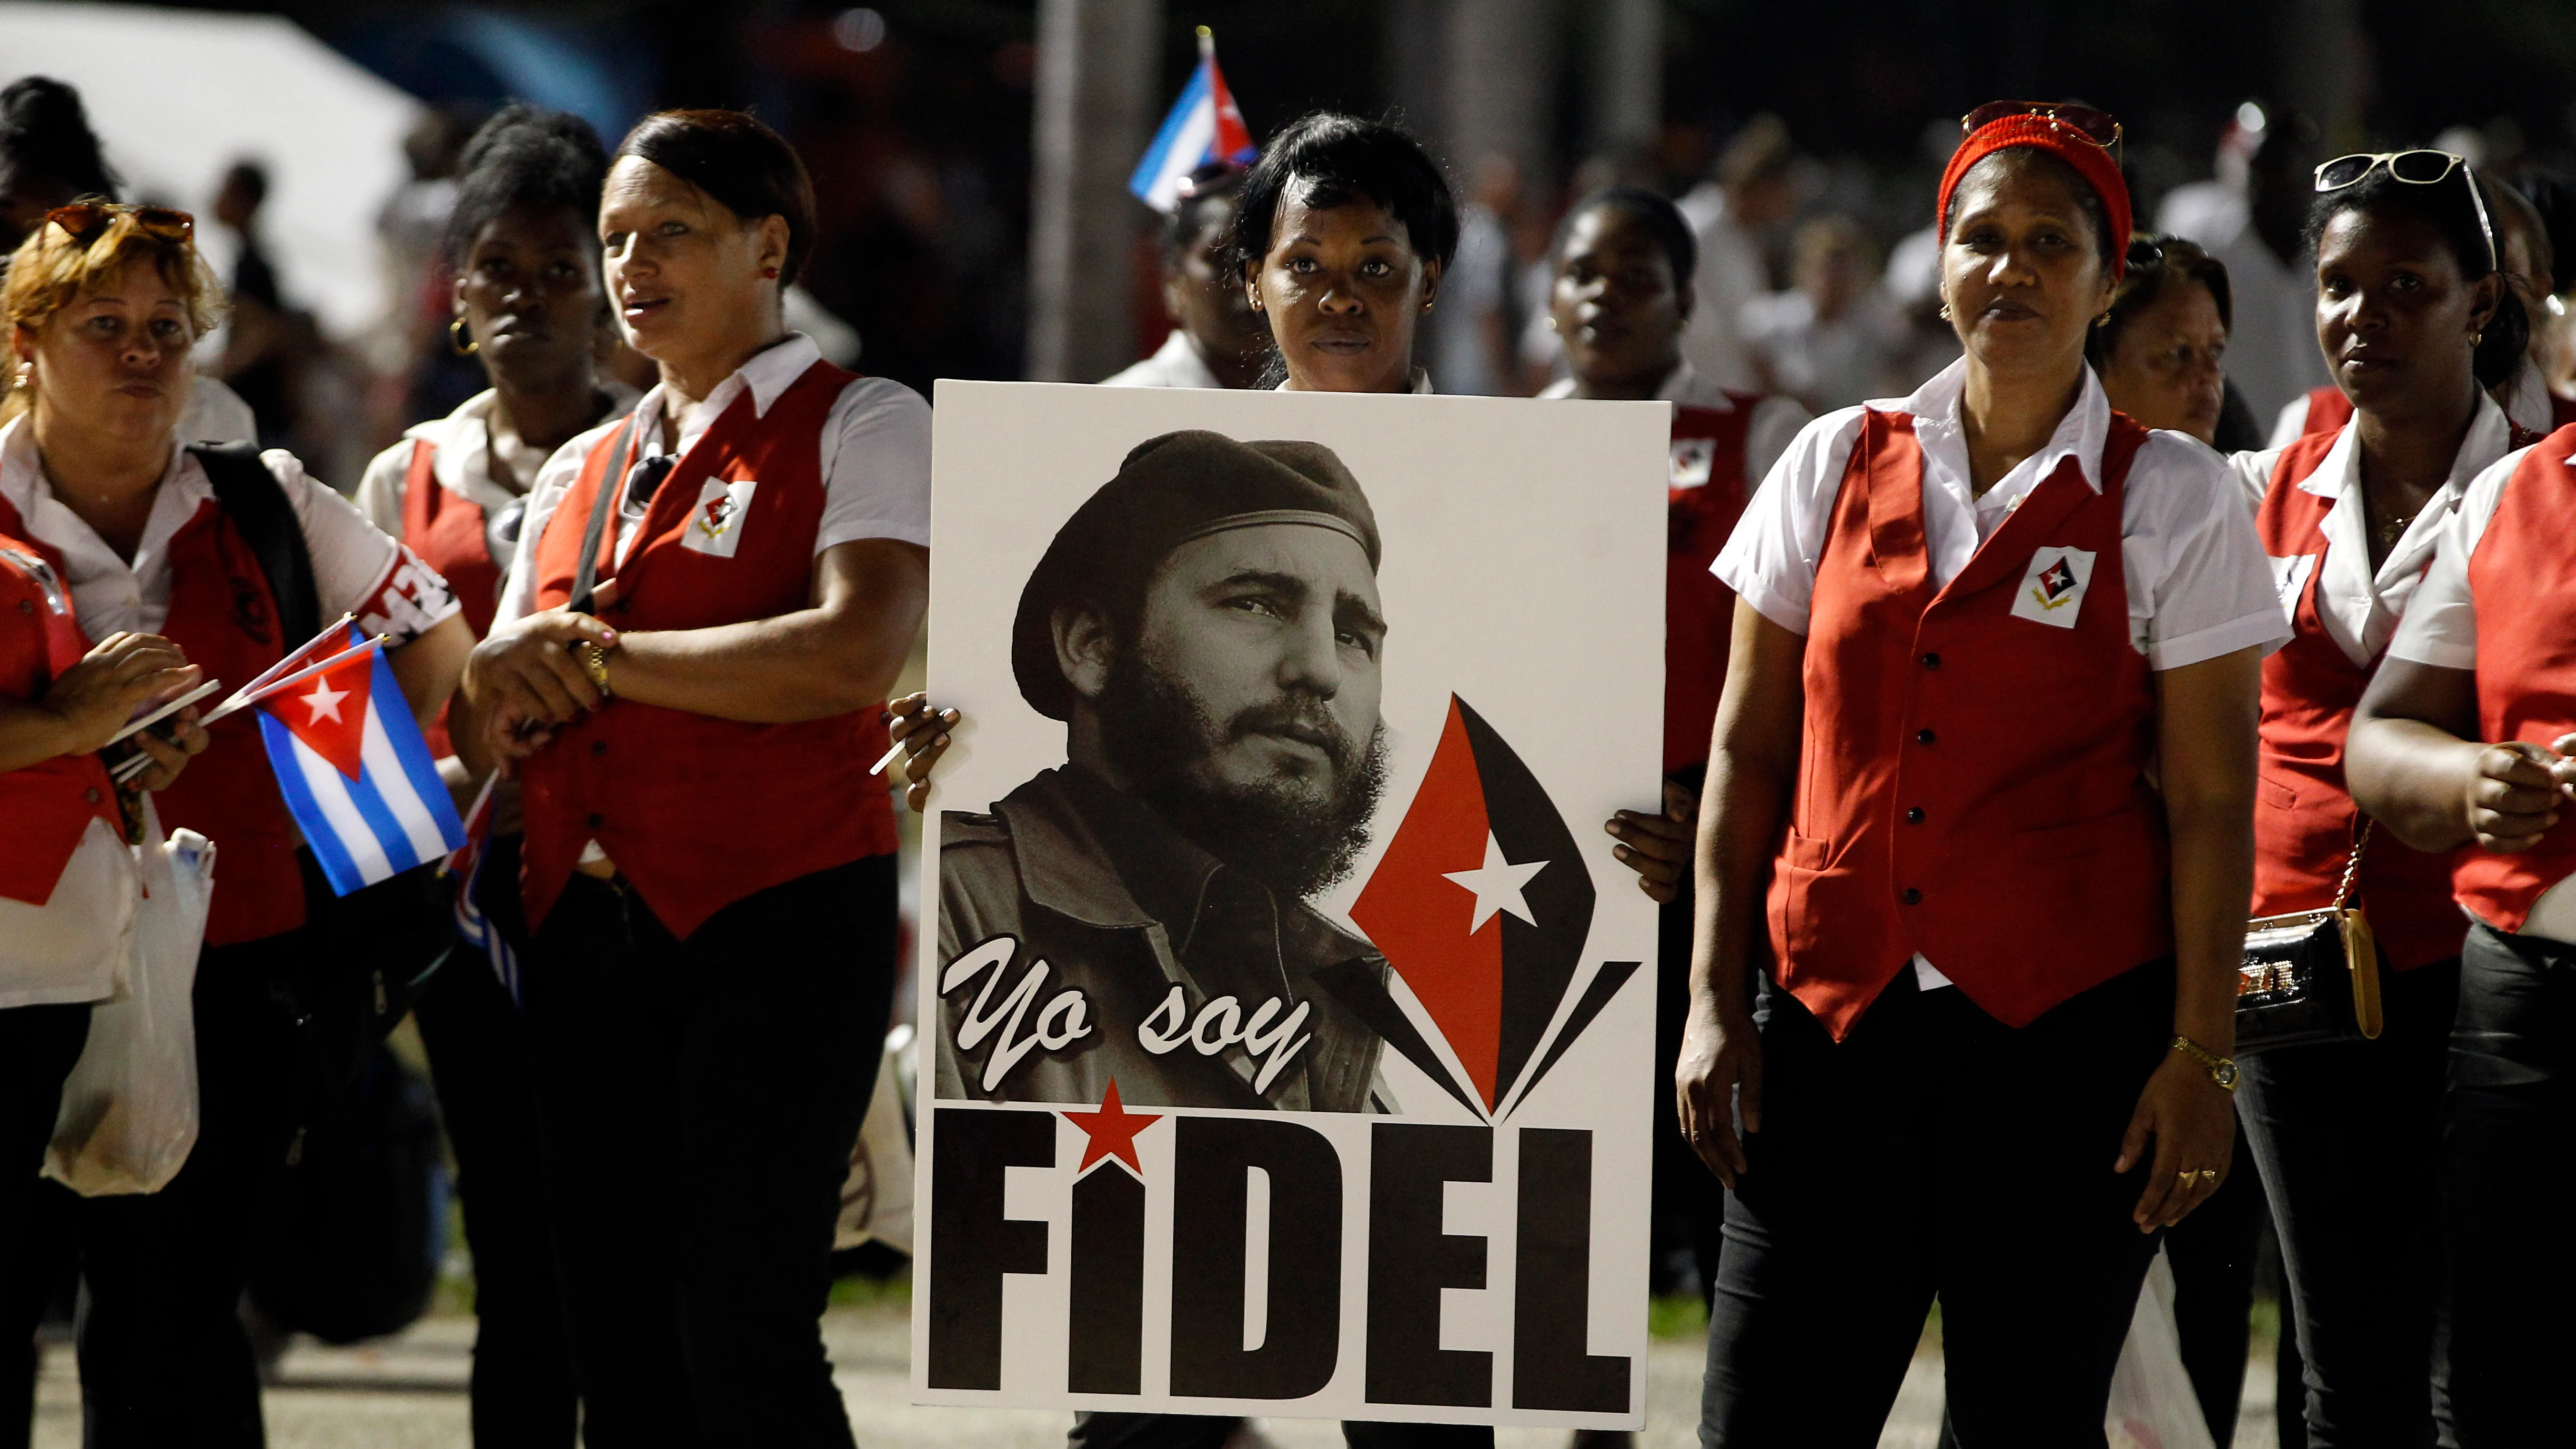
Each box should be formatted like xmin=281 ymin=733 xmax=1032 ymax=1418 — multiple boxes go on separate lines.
xmin=934 ymin=429 xmax=1405 ymax=1113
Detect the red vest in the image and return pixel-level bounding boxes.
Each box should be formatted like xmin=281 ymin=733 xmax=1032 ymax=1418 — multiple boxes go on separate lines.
xmin=2453 ymin=426 xmax=2576 ymax=929
xmin=1664 ymin=398 xmax=1760 ymax=773
xmin=2295 ymin=385 xmax=2355 ymax=440
xmin=518 ymin=360 xmax=899 ymax=937
xmin=398 ymin=438 xmax=498 ymax=758
xmin=1772 ymin=409 xmax=2171 ymax=1039
xmin=0 ymin=531 xmax=119 ymax=905
xmin=0 ymin=490 xmax=304 ymax=944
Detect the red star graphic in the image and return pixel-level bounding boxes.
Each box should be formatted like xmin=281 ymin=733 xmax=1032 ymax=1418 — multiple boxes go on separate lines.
xmin=1060 ymin=1079 xmax=1161 ymax=1176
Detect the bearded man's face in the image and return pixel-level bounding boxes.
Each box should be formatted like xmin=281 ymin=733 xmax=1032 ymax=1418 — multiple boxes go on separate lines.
xmin=1093 ymin=523 xmax=1388 ymax=899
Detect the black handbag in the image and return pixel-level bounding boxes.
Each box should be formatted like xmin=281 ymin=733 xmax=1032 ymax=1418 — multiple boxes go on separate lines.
xmin=2238 ymin=820 xmax=2384 ymax=1055
xmin=190 ymin=445 xmax=454 ymax=1101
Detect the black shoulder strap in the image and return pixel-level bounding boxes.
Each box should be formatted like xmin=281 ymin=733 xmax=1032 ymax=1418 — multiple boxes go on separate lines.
xmin=569 ymin=416 xmax=637 ymax=616
xmin=189 ymin=442 xmax=321 ymax=649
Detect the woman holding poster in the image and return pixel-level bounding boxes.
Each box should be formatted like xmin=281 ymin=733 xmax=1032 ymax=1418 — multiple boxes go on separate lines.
xmin=456 ymin=109 xmax=929 ymax=1445
xmin=1675 ymin=103 xmax=2285 ymax=1444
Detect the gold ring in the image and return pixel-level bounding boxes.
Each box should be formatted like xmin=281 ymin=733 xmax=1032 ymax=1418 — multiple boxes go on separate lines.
xmin=2178 ymin=1170 xmax=2200 ymax=1188
xmin=2199 ymin=1169 xmax=2219 ymax=1185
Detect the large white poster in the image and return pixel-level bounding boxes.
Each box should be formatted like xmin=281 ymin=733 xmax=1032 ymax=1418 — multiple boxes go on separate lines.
xmin=910 ymin=381 xmax=1668 ymax=1431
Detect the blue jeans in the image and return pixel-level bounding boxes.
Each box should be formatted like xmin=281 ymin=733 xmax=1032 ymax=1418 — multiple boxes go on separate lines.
xmin=2235 ymin=955 xmax=2457 ymax=1448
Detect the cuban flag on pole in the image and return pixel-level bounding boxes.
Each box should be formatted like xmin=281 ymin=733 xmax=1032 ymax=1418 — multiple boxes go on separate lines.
xmin=255 ymin=624 xmax=466 ymax=895
xmin=444 ymin=775 xmax=520 ymax=1001
xmin=1128 ymin=26 xmax=1257 ymax=215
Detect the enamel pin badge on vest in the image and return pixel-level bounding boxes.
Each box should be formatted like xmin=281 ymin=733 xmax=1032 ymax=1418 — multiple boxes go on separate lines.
xmin=1669 ymin=438 xmax=1715 ymax=489
xmin=2010 ymin=546 xmax=2095 ymax=628
xmin=680 ymin=479 xmax=758 ymax=558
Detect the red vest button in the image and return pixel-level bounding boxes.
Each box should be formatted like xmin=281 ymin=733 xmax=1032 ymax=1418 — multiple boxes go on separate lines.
xmin=1915 ymin=728 xmax=1937 ymax=745
xmin=84 ymin=787 xmax=101 ymax=804
xmin=15 ymin=599 xmax=29 ymax=615
xmin=1905 ymin=807 xmax=1925 ymax=824
xmin=586 ymin=812 xmax=605 ymax=829
xmin=1900 ymin=887 xmax=1923 ymax=904
xmin=590 ymin=739 xmax=609 ymax=757
xmin=1919 ymin=651 xmax=1939 ymax=668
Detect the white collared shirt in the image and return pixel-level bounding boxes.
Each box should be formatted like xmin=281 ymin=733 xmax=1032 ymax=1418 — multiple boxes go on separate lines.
xmin=492 ymin=333 xmax=931 ymax=628
xmin=0 ymin=418 xmax=458 ymax=1004
xmin=1538 ymin=361 xmax=1812 ymax=488
xmin=353 ymin=385 xmax=644 ymax=548
xmin=1718 ymin=357 xmax=2288 ymax=665
xmin=1715 ymin=358 xmax=2288 ymax=991
xmin=0 ymin=419 xmax=459 ymax=645
xmin=2388 ymin=436 xmax=2551 ymax=675
xmin=2229 ymin=393 xmax=2515 ymax=667
xmin=1101 ymin=329 xmax=1225 ymax=389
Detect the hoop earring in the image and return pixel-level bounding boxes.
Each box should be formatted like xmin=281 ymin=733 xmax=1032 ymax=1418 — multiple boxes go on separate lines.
xmin=449 ymin=317 xmax=477 ymax=357
xmin=1937 ymin=303 xmax=1953 ymax=321
xmin=2475 ymin=330 xmax=2486 ymax=346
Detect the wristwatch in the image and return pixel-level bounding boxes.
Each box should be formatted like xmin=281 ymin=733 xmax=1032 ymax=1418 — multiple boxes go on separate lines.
xmin=573 ymin=640 xmax=615 ymax=700
xmin=2170 ymin=1034 xmax=2239 ymax=1092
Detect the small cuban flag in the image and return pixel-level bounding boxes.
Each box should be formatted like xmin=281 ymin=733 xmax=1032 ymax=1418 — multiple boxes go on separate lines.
xmin=443 ymin=774 xmax=520 ymax=1002
xmin=1128 ymin=26 xmax=1257 ymax=215
xmin=253 ymin=624 xmax=466 ymax=895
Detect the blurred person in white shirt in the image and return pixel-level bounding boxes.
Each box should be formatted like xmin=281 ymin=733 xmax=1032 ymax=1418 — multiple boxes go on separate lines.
xmin=2161 ymin=113 xmax=2331 ymax=426
xmin=1741 ymin=215 xmax=1889 ymax=412
xmin=1676 ymin=115 xmax=1796 ymax=393
xmin=1102 ymin=163 xmax=1267 ymax=390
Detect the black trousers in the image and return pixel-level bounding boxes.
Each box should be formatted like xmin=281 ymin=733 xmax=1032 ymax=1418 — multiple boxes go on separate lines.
xmin=2442 ymin=924 xmax=2576 ymax=1447
xmin=0 ymin=1004 xmax=87 ymax=1273
xmin=1698 ymin=962 xmax=2171 ymax=1448
xmin=524 ymin=857 xmax=897 ymax=1448
xmin=0 ymin=932 xmax=311 ymax=1448
xmin=0 ymin=1001 xmax=88 ymax=1443
xmin=2236 ymin=957 xmax=2458 ymax=1448
xmin=415 ymin=832 xmax=576 ymax=1449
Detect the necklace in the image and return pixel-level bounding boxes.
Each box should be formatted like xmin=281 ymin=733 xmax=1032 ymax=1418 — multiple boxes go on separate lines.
xmin=2376 ymin=509 xmax=2417 ymax=548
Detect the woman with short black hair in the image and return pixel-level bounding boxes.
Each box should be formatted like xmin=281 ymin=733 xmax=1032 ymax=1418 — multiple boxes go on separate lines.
xmin=1227 ymin=112 xmax=1457 ymax=395
xmin=458 ymin=107 xmax=928 ymax=1445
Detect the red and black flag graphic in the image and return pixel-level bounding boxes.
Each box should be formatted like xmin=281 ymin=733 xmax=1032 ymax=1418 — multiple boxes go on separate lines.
xmin=1333 ymin=696 xmax=1631 ymax=1115
xmin=2038 ymin=557 xmax=2077 ymax=600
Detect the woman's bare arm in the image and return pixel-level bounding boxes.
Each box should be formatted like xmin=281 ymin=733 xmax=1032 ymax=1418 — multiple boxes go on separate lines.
xmin=1675 ymin=602 xmax=1804 ymax=1188
xmin=2349 ymin=657 xmax=2560 ymax=853
xmin=2120 ymin=645 xmax=2259 ymax=1230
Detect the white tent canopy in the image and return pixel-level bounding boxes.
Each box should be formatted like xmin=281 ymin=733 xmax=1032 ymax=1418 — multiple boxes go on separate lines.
xmin=1 ymin=1 xmax=426 ymax=339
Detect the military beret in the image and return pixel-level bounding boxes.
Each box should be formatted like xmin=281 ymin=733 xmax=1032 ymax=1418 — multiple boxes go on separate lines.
xmin=1012 ymin=429 xmax=1380 ymax=721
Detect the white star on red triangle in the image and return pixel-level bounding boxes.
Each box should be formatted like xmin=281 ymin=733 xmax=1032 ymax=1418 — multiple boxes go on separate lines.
xmin=300 ymin=676 xmax=349 ymax=725
xmin=1442 ymin=831 xmax=1547 ymax=933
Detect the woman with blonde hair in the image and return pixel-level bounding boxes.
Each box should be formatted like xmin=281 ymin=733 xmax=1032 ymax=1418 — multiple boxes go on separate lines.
xmin=0 ymin=200 xmax=469 ymax=1445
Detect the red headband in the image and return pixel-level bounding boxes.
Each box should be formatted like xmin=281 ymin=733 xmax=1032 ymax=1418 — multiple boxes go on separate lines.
xmin=1937 ymin=114 xmax=2133 ymax=280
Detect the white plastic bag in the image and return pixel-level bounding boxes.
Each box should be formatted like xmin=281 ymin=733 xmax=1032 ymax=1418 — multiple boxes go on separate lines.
xmin=834 ymin=1023 xmax=917 ymax=1255
xmin=44 ymin=802 xmax=212 ymax=1197
xmin=2106 ymin=1246 xmax=2218 ymax=1449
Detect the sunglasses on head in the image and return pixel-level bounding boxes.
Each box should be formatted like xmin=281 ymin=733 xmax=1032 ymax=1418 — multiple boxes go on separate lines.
xmin=1961 ymin=100 xmax=2122 ymax=150
xmin=2313 ymin=150 xmax=2497 ymax=274
xmin=45 ymin=202 xmax=195 ymax=248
